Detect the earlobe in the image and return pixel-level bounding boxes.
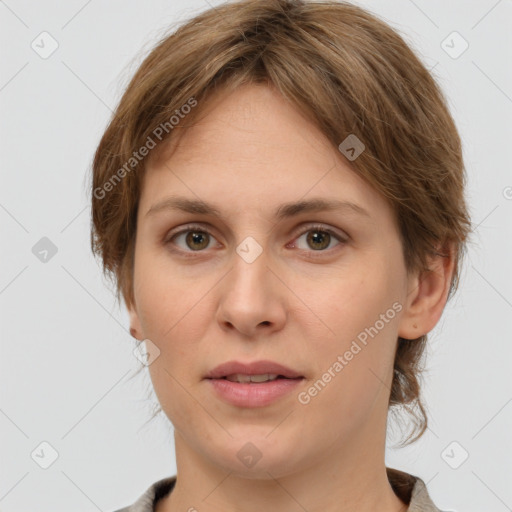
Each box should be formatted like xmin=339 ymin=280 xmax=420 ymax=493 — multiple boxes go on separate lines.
xmin=398 ymin=242 xmax=455 ymax=340
xmin=127 ymin=303 xmax=143 ymax=341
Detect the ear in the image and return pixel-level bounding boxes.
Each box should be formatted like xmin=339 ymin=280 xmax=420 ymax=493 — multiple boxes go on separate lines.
xmin=398 ymin=242 xmax=456 ymax=340
xmin=127 ymin=301 xmax=144 ymax=341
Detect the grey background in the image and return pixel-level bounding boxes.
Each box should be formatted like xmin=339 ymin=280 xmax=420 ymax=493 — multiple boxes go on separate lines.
xmin=1 ymin=1 xmax=511 ymax=511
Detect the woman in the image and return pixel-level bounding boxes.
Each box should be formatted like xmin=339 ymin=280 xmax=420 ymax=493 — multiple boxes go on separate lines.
xmin=90 ymin=0 xmax=471 ymax=510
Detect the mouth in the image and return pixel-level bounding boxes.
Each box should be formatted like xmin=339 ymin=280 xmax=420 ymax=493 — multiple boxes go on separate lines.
xmin=215 ymin=373 xmax=302 ymax=383
xmin=206 ymin=375 xmax=304 ymax=407
xmin=204 ymin=360 xmax=305 ymax=407
xmin=204 ymin=359 xmax=304 ymax=381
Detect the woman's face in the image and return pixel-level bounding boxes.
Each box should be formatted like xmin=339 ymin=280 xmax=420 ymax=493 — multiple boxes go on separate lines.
xmin=128 ymin=83 xmax=415 ymax=478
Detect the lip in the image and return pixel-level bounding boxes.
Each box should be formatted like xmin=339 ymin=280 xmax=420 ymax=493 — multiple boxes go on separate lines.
xmin=204 ymin=359 xmax=305 ymax=408
xmin=207 ymin=377 xmax=304 ymax=407
xmin=204 ymin=359 xmax=303 ymax=380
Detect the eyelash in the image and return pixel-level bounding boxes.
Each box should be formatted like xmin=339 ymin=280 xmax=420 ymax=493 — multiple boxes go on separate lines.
xmin=164 ymin=223 xmax=348 ymax=259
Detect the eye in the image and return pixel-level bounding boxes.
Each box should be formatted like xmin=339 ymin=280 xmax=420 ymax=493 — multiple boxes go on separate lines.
xmin=291 ymin=224 xmax=346 ymax=254
xmin=164 ymin=223 xmax=347 ymax=258
xmin=167 ymin=225 xmax=217 ymax=253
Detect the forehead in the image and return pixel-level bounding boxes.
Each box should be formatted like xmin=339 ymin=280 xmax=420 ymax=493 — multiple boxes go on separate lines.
xmin=150 ymin=84 xmax=333 ymax=163
xmin=140 ymin=83 xmax=390 ymax=222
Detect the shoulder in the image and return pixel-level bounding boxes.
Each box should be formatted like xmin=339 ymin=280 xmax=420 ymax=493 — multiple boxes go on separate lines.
xmin=408 ymin=476 xmax=444 ymax=512
xmin=387 ymin=467 xmax=447 ymax=512
xmin=111 ymin=475 xmax=177 ymax=512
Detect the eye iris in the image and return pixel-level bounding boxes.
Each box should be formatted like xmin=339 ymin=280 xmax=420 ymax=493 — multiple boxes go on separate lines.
xmin=186 ymin=231 xmax=209 ymax=250
xmin=307 ymin=230 xmax=330 ymax=250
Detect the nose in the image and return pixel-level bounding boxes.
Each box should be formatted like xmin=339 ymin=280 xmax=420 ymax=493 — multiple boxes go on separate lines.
xmin=216 ymin=245 xmax=287 ymax=338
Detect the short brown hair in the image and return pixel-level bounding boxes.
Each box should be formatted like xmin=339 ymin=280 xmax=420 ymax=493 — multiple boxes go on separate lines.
xmin=90 ymin=0 xmax=471 ymax=445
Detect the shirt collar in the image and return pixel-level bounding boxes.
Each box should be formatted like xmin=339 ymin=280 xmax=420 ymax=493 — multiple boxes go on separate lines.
xmin=121 ymin=468 xmax=442 ymax=512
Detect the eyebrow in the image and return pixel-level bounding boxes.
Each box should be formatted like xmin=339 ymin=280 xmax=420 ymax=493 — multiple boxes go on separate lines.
xmin=145 ymin=196 xmax=371 ymax=220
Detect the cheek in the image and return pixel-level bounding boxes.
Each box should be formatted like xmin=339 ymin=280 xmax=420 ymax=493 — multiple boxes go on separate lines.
xmin=297 ymin=319 xmax=399 ymax=444
xmin=304 ymin=264 xmax=397 ymax=345
xmin=134 ymin=251 xmax=215 ymax=381
xmin=134 ymin=249 xmax=202 ymax=337
xmin=298 ymin=266 xmax=401 ymax=413
xmin=147 ymin=361 xmax=211 ymax=443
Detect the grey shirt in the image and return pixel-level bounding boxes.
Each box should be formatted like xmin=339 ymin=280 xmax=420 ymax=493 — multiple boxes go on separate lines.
xmin=113 ymin=467 xmax=445 ymax=512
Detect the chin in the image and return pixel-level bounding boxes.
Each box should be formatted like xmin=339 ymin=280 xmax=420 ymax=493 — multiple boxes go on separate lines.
xmin=212 ymin=436 xmax=303 ymax=480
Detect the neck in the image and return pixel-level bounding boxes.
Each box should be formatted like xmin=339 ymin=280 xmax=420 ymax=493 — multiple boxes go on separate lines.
xmin=157 ymin=406 xmax=408 ymax=512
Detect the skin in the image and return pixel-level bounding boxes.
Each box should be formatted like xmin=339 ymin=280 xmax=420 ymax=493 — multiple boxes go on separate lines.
xmin=127 ymin=82 xmax=455 ymax=512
